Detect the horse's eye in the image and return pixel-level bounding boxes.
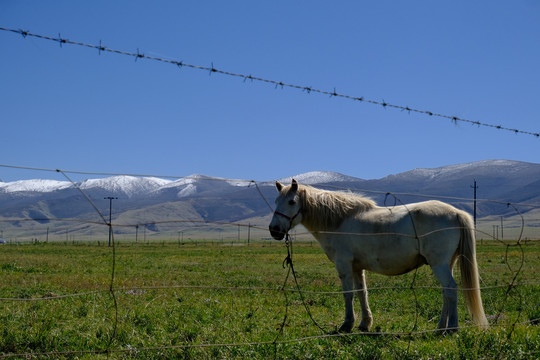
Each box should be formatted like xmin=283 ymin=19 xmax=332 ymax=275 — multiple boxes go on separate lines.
xmin=288 ymin=200 xmax=296 ymax=205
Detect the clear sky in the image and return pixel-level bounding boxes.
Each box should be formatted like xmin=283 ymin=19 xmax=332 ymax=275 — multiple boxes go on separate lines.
xmin=1 ymin=1 xmax=539 ymax=183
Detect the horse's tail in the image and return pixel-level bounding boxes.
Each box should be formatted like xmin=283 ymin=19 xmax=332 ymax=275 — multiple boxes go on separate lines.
xmin=457 ymin=212 xmax=489 ymax=328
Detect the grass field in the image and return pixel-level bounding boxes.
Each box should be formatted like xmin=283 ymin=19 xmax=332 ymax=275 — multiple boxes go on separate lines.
xmin=0 ymin=240 xmax=539 ymax=359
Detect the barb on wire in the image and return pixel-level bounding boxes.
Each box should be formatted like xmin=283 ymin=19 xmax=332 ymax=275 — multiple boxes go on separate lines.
xmin=56 ymin=33 xmax=66 ymax=47
xmin=97 ymin=40 xmax=105 ymax=55
xmin=1 ymin=26 xmax=539 ymax=138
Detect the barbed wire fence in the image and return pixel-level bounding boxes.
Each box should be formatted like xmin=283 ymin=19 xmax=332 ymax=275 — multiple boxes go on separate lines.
xmin=0 ymin=25 xmax=539 ymax=358
xmin=1 ymin=26 xmax=539 ymax=139
xmin=0 ymin=165 xmax=539 ymax=358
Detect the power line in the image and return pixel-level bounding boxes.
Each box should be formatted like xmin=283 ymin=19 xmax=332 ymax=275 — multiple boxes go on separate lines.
xmin=1 ymin=26 xmax=539 ymax=139
xmin=104 ymin=196 xmax=118 ymax=247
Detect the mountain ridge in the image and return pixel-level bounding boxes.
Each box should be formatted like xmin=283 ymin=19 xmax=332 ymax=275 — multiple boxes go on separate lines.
xmin=2 ymin=159 xmax=534 ymax=196
xmin=1 ymin=160 xmax=539 ymax=239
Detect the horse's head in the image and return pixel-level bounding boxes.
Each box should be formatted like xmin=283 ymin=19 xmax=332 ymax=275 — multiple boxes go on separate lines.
xmin=269 ymin=179 xmax=303 ymax=240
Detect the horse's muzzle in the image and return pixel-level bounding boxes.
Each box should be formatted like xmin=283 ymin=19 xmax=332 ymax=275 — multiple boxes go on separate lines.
xmin=269 ymin=225 xmax=285 ymax=240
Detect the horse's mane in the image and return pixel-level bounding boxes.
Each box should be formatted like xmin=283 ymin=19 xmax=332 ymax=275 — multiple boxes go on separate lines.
xmin=298 ymin=184 xmax=375 ymax=231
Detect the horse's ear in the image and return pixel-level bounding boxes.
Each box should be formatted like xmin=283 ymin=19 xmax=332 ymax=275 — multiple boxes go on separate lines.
xmin=291 ymin=179 xmax=298 ymax=192
xmin=275 ymin=181 xmax=283 ymax=192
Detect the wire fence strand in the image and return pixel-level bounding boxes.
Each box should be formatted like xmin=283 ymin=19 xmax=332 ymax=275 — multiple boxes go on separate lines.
xmin=1 ymin=26 xmax=539 ymax=138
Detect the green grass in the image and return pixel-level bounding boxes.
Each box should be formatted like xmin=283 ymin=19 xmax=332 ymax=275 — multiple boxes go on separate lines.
xmin=0 ymin=240 xmax=539 ymax=359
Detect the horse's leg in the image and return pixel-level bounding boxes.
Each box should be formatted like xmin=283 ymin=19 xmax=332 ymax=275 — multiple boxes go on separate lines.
xmin=335 ymin=259 xmax=355 ymax=332
xmin=437 ymin=290 xmax=449 ymax=330
xmin=431 ymin=264 xmax=458 ymax=333
xmin=353 ymin=269 xmax=373 ymax=331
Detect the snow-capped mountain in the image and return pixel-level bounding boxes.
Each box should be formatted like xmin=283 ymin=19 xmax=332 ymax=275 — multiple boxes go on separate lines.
xmin=0 ymin=160 xmax=539 ymax=238
xmin=78 ymin=176 xmax=170 ymax=198
xmin=388 ymin=160 xmax=531 ymax=182
xmin=372 ymin=159 xmax=540 ymax=201
xmin=0 ymin=174 xmax=250 ymax=198
xmin=278 ymin=171 xmax=361 ymax=184
xmin=0 ymin=179 xmax=72 ymax=193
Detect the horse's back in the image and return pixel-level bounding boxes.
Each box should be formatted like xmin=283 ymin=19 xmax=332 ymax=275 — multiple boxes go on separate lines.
xmin=333 ymin=200 xmax=466 ymax=273
xmin=355 ymin=200 xmax=462 ymax=235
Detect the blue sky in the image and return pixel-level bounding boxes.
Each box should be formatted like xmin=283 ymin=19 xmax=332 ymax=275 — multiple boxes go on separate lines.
xmin=1 ymin=1 xmax=539 ymax=183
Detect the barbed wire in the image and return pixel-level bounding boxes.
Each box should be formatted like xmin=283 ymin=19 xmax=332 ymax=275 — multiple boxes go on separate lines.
xmin=1 ymin=26 xmax=539 ymax=138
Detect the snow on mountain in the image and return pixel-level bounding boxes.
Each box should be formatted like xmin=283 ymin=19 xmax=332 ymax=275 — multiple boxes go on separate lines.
xmin=165 ymin=174 xmax=249 ymax=188
xmin=391 ymin=160 xmax=530 ymax=181
xmin=78 ymin=176 xmax=171 ymax=197
xmin=158 ymin=175 xmax=209 ymax=190
xmin=226 ymin=179 xmax=252 ymax=187
xmin=1 ymin=160 xmax=537 ymax=202
xmin=155 ymin=174 xmax=250 ymax=199
xmin=0 ymin=173 xmax=252 ymax=200
xmin=0 ymin=179 xmax=72 ymax=193
xmin=156 ymin=176 xmax=205 ymax=198
xmin=177 ymin=184 xmax=197 ymax=198
xmin=279 ymin=171 xmax=361 ymax=184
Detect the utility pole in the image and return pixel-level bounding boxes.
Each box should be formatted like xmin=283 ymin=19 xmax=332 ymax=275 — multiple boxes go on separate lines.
xmin=493 ymin=225 xmax=499 ymax=240
xmin=178 ymin=231 xmax=184 ymax=244
xmin=471 ymin=180 xmax=478 ymax=228
xmin=104 ymin=197 xmax=118 ymax=247
xmin=500 ymin=216 xmax=504 ymax=240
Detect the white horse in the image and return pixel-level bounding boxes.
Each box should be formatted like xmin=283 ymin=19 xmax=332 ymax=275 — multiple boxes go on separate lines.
xmin=269 ymin=179 xmax=489 ymax=333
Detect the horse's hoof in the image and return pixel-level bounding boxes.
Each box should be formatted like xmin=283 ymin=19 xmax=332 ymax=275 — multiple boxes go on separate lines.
xmin=358 ymin=325 xmax=369 ymax=332
xmin=338 ymin=324 xmax=354 ymax=333
xmin=358 ymin=322 xmax=374 ymax=332
xmin=438 ymin=328 xmax=459 ymax=336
